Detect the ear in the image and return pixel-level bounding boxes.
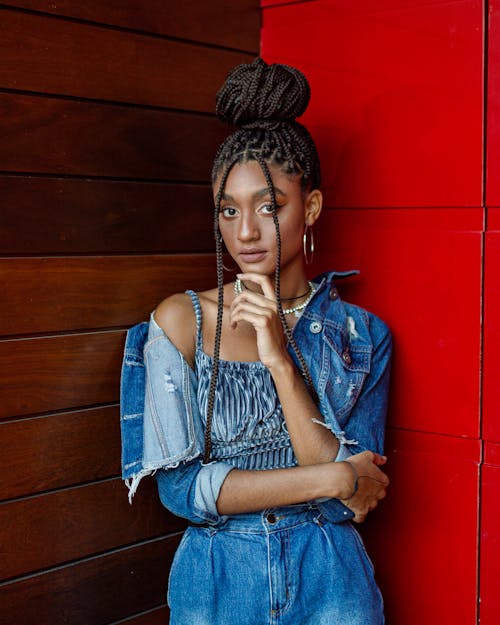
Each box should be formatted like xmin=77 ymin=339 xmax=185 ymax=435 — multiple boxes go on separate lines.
xmin=304 ymin=189 xmax=323 ymax=226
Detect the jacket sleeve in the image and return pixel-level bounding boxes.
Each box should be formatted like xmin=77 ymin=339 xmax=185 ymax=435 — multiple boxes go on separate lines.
xmin=318 ymin=315 xmax=392 ymax=523
xmin=340 ymin=315 xmax=392 ymax=456
xmin=144 ymin=319 xmax=235 ymax=525
xmin=155 ymin=460 xmax=234 ymax=525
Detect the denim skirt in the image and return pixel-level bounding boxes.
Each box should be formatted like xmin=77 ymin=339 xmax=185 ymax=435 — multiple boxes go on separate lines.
xmin=167 ymin=504 xmax=384 ymax=625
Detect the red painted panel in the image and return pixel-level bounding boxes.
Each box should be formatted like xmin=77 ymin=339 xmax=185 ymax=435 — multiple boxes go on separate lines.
xmin=487 ymin=1 xmax=500 ymax=205
xmin=261 ymin=0 xmax=307 ymax=6
xmin=262 ymin=0 xmax=483 ymax=207
xmin=310 ymin=207 xmax=483 ymax=437
xmin=363 ymin=427 xmax=480 ymax=625
xmin=480 ymin=441 xmax=500 ymax=625
xmin=484 ymin=208 xmax=500 ymax=442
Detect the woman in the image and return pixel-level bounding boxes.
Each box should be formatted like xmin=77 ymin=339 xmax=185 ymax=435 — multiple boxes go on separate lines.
xmin=120 ymin=58 xmax=391 ymax=625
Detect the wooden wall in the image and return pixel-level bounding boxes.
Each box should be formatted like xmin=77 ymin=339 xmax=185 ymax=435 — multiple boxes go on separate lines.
xmin=0 ymin=3 xmax=259 ymax=623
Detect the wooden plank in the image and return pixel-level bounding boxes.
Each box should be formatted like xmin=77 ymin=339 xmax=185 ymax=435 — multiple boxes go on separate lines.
xmin=0 ymin=177 xmax=214 ymax=254
xmin=0 ymin=331 xmax=124 ymax=418
xmin=2 ymin=0 xmax=260 ymax=51
xmin=0 ymin=406 xmax=121 ymax=500
xmin=0 ymin=93 xmax=228 ymax=178
xmin=0 ymin=477 xmax=185 ymax=580
xmin=114 ymin=607 xmax=169 ymax=625
xmin=1 ymin=255 xmax=217 ymax=335
xmin=0 ymin=536 xmax=177 ymax=625
xmin=0 ymin=9 xmax=254 ymax=109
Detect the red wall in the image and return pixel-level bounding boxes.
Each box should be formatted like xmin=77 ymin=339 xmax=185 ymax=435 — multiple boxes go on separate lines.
xmin=262 ymin=1 xmax=495 ymax=623
xmin=483 ymin=3 xmax=500 ymax=624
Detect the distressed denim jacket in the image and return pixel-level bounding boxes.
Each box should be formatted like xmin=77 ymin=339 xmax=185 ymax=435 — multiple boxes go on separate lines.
xmin=120 ymin=271 xmax=392 ymax=525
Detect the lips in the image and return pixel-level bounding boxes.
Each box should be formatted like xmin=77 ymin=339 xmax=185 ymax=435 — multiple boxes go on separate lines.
xmin=239 ymin=248 xmax=267 ymax=263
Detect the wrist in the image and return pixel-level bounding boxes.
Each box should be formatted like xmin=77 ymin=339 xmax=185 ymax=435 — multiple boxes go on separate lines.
xmin=266 ymin=352 xmax=295 ymax=378
xmin=340 ymin=461 xmax=359 ymax=500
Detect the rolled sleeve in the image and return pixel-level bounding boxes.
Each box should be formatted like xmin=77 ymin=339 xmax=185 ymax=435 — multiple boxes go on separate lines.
xmin=195 ymin=461 xmax=234 ymax=520
xmin=155 ymin=459 xmax=234 ymax=525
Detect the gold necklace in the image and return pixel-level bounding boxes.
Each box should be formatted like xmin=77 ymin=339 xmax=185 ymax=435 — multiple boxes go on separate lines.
xmin=233 ymin=278 xmax=316 ymax=317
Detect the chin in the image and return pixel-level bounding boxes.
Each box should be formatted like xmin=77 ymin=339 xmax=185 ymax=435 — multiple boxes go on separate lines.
xmin=241 ymin=264 xmax=276 ymax=276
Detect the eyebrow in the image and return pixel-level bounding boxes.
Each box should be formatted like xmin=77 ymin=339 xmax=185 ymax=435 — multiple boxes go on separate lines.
xmin=221 ymin=187 xmax=286 ymax=202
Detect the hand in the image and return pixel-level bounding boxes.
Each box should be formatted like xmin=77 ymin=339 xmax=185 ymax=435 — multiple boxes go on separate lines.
xmin=339 ymin=451 xmax=389 ymax=523
xmin=230 ymin=273 xmax=289 ymax=369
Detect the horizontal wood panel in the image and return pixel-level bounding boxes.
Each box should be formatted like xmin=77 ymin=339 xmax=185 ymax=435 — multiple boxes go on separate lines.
xmin=0 ymin=177 xmax=214 ymax=254
xmin=0 ymin=406 xmax=121 ymax=500
xmin=0 ymin=331 xmax=124 ymax=418
xmin=0 ymin=93 xmax=228 ymax=178
xmin=0 ymin=536 xmax=177 ymax=625
xmin=116 ymin=607 xmax=169 ymax=625
xmin=3 ymin=0 xmax=259 ymax=51
xmin=1 ymin=255 xmax=217 ymax=335
xmin=0 ymin=9 xmax=254 ymax=109
xmin=0 ymin=477 xmax=185 ymax=580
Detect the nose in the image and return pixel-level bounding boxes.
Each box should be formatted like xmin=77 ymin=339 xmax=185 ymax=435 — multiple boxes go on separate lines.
xmin=237 ymin=211 xmax=259 ymax=242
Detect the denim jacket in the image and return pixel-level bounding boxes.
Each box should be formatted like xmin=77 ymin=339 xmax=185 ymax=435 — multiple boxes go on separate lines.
xmin=120 ymin=271 xmax=392 ymax=525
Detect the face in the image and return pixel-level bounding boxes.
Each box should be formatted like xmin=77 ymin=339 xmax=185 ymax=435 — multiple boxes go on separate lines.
xmin=214 ymin=160 xmax=322 ymax=277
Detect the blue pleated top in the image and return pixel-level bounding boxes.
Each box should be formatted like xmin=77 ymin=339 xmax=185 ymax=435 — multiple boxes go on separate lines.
xmin=186 ymin=290 xmax=297 ymax=471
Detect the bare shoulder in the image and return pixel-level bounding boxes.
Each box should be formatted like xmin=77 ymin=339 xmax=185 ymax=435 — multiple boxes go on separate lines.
xmin=197 ymin=286 xmax=220 ymax=307
xmin=153 ymin=293 xmax=197 ymax=366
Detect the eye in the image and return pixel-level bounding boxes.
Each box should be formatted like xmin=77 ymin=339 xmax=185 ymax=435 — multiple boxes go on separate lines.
xmin=258 ymin=203 xmax=278 ymax=214
xmin=221 ymin=206 xmax=239 ymax=218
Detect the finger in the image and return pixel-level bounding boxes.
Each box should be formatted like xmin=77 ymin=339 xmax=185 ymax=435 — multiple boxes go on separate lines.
xmin=360 ymin=450 xmax=375 ymax=462
xmin=230 ymin=309 xmax=275 ymax=330
xmin=237 ymin=273 xmax=275 ymax=300
xmin=230 ymin=301 xmax=275 ymax=327
xmin=372 ymin=453 xmax=388 ymax=466
xmin=232 ymin=290 xmax=277 ymax=312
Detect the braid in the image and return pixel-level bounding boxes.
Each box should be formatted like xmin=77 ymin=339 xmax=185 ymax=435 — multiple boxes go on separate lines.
xmin=216 ymin=58 xmax=310 ymax=127
xmin=212 ymin=122 xmax=320 ymax=191
xmin=203 ymin=162 xmax=234 ymax=464
xmin=255 ymin=155 xmax=317 ymax=401
xmin=204 ymin=58 xmax=321 ymax=462
xmin=212 ymin=58 xmax=320 ymax=189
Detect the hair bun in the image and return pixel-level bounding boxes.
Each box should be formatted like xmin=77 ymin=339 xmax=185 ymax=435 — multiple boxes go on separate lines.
xmin=216 ymin=57 xmax=311 ymax=127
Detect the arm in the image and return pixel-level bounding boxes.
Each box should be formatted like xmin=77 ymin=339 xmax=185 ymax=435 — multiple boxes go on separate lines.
xmin=269 ymin=357 xmax=340 ymax=464
xmin=155 ymin=455 xmax=360 ymax=522
xmin=230 ymin=272 xmax=342 ymax=465
xmin=216 ymin=451 xmax=386 ymax=516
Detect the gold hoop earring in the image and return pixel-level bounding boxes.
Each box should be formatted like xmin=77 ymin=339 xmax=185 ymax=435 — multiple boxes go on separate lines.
xmin=222 ymin=254 xmax=237 ymax=272
xmin=303 ymin=225 xmax=315 ymax=265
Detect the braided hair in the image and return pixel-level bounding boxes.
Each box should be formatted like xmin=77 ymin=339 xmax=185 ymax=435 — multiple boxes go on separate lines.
xmin=204 ymin=58 xmax=321 ymax=463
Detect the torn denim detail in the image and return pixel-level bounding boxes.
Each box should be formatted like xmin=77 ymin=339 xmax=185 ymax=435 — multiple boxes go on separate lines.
xmin=346 ymin=315 xmax=360 ymax=339
xmin=125 ymin=450 xmax=201 ymax=504
xmin=311 ymin=417 xmax=359 ymax=447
